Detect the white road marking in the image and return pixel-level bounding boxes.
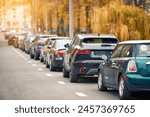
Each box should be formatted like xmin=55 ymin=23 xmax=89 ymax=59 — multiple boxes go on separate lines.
xmin=37 ymin=68 xmax=43 ymax=71
xmin=46 ymin=74 xmax=52 ymax=77
xmin=57 ymin=81 xmax=66 ymax=85
xmin=32 ymin=64 xmax=37 ymax=66
xmin=75 ymin=92 xmax=87 ymax=97
xmin=28 ymin=61 xmax=32 ymax=63
xmin=24 ymin=58 xmax=28 ymax=61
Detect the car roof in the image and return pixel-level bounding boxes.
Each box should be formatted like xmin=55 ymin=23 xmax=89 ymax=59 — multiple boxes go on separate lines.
xmin=38 ymin=34 xmax=57 ymax=37
xmin=77 ymin=34 xmax=117 ymax=39
xmin=50 ymin=37 xmax=70 ymax=40
xmin=119 ymin=40 xmax=150 ymax=44
xmin=55 ymin=39 xmax=71 ymax=43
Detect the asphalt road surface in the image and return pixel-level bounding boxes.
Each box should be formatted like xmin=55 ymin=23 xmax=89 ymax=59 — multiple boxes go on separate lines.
xmin=0 ymin=33 xmax=150 ymax=100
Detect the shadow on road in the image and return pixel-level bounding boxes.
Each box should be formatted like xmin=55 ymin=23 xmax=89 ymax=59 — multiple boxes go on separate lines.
xmin=78 ymin=77 xmax=98 ymax=84
xmin=131 ymin=92 xmax=150 ymax=100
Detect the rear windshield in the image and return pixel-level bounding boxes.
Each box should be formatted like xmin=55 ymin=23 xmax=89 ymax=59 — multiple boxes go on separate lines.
xmin=82 ymin=38 xmax=118 ymax=44
xmin=56 ymin=40 xmax=71 ymax=49
xmin=40 ymin=38 xmax=49 ymax=42
xmin=136 ymin=44 xmax=150 ymax=57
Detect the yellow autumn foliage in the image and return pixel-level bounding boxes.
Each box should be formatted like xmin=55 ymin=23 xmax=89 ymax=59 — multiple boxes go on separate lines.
xmin=92 ymin=0 xmax=150 ymax=41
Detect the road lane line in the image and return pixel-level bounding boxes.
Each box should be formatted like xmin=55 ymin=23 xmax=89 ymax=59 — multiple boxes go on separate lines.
xmin=46 ymin=74 xmax=52 ymax=77
xmin=37 ymin=68 xmax=43 ymax=71
xmin=57 ymin=81 xmax=66 ymax=85
xmin=75 ymin=92 xmax=87 ymax=97
xmin=32 ymin=64 xmax=37 ymax=66
xmin=24 ymin=58 xmax=28 ymax=61
xmin=28 ymin=61 xmax=32 ymax=63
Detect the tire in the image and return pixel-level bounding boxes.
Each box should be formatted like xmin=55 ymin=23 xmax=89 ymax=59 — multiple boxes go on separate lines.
xmin=40 ymin=56 xmax=43 ymax=62
xmin=34 ymin=53 xmax=39 ymax=60
xmin=118 ymin=75 xmax=130 ymax=100
xmin=63 ymin=66 xmax=69 ymax=78
xmin=69 ymin=66 xmax=78 ymax=82
xmin=49 ymin=60 xmax=56 ymax=71
xmin=43 ymin=59 xmax=46 ymax=64
xmin=98 ymin=71 xmax=107 ymax=91
xmin=30 ymin=51 xmax=34 ymax=59
xmin=46 ymin=61 xmax=49 ymax=68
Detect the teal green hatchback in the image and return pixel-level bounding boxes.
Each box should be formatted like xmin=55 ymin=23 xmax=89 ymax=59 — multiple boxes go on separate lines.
xmin=98 ymin=40 xmax=150 ymax=99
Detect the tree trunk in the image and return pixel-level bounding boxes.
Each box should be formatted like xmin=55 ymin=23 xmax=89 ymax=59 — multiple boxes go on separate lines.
xmin=77 ymin=0 xmax=81 ymax=33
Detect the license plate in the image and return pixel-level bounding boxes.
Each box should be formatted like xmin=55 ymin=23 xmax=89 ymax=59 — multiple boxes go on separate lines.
xmin=91 ymin=51 xmax=102 ymax=58
xmin=55 ymin=57 xmax=63 ymax=60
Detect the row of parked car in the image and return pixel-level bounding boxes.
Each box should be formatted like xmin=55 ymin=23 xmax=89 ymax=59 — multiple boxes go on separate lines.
xmin=5 ymin=30 xmax=150 ymax=100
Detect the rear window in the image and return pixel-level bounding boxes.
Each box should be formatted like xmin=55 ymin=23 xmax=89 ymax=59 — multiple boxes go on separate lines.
xmin=82 ymin=38 xmax=118 ymax=44
xmin=136 ymin=44 xmax=150 ymax=57
xmin=56 ymin=40 xmax=71 ymax=49
xmin=40 ymin=38 xmax=49 ymax=42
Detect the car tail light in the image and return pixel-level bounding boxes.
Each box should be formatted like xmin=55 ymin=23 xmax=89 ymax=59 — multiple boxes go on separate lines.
xmin=75 ymin=50 xmax=91 ymax=54
xmin=127 ymin=60 xmax=137 ymax=72
xmin=79 ymin=66 xmax=87 ymax=73
xmin=54 ymin=50 xmax=64 ymax=55
xmin=37 ymin=41 xmax=44 ymax=45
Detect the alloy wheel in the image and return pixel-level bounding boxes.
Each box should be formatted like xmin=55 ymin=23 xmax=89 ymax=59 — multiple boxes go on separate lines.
xmin=119 ymin=78 xmax=124 ymax=97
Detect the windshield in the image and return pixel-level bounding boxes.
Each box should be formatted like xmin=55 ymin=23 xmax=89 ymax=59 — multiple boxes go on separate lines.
xmin=136 ymin=44 xmax=150 ymax=57
xmin=82 ymin=38 xmax=118 ymax=44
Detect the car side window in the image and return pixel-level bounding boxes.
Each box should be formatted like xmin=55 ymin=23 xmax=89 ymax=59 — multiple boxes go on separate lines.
xmin=121 ymin=44 xmax=132 ymax=57
xmin=137 ymin=44 xmax=150 ymax=57
xmin=111 ymin=44 xmax=124 ymax=58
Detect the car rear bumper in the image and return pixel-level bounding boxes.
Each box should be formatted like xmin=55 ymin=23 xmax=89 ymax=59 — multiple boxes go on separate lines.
xmin=36 ymin=49 xmax=41 ymax=57
xmin=52 ymin=59 xmax=63 ymax=68
xmin=72 ymin=60 xmax=102 ymax=77
xmin=126 ymin=74 xmax=150 ymax=92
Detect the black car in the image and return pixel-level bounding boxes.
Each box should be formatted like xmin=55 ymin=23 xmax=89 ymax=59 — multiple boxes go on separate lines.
xmin=46 ymin=38 xmax=70 ymax=71
xmin=98 ymin=40 xmax=150 ymax=100
xmin=63 ymin=34 xmax=118 ymax=82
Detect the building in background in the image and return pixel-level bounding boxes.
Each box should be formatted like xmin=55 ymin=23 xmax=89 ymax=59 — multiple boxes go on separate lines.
xmin=0 ymin=0 xmax=32 ymax=31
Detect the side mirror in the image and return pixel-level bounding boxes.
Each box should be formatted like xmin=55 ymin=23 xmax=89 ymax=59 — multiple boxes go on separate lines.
xmin=64 ymin=43 xmax=70 ymax=48
xmin=47 ymin=45 xmax=52 ymax=49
